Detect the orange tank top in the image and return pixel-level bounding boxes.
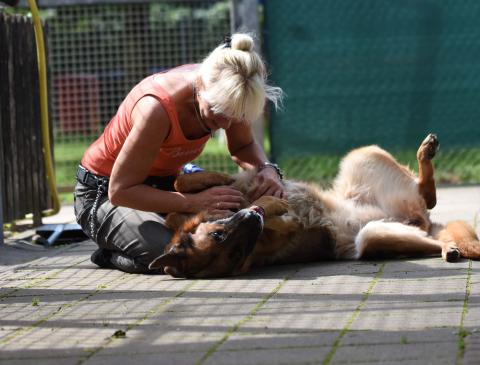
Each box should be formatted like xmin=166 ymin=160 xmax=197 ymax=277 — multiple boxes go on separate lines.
xmin=81 ymin=71 xmax=210 ymax=177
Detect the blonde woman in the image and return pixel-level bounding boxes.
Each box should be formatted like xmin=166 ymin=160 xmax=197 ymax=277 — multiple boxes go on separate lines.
xmin=74 ymin=33 xmax=284 ymax=273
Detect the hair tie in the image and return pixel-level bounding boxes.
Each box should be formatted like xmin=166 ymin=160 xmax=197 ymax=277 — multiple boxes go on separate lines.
xmin=223 ymin=35 xmax=232 ymax=48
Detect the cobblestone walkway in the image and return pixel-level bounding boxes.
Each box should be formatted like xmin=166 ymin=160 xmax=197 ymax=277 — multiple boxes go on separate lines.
xmin=0 ymin=186 xmax=479 ymax=365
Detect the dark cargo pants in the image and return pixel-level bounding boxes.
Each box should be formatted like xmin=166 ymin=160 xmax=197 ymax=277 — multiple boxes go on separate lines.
xmin=74 ymin=180 xmax=174 ymax=274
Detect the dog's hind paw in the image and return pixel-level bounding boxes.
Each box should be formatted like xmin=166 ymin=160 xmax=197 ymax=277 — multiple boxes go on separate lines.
xmin=418 ymin=134 xmax=439 ymax=161
xmin=442 ymin=246 xmax=461 ymax=262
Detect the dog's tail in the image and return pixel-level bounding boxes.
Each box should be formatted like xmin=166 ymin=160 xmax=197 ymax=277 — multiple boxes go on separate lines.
xmin=431 ymin=221 xmax=480 ymax=259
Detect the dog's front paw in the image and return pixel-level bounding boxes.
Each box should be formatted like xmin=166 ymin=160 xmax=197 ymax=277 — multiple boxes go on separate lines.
xmin=252 ymin=196 xmax=289 ymax=217
xmin=174 ymin=172 xmax=235 ymax=193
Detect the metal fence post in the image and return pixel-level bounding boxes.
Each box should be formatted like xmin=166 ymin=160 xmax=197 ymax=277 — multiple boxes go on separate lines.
xmin=231 ymin=0 xmax=264 ymax=149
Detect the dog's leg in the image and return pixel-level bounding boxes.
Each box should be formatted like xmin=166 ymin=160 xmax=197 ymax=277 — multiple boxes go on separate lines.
xmin=263 ymin=215 xmax=300 ymax=234
xmin=355 ymin=220 xmax=460 ymax=262
xmin=253 ymin=196 xmax=299 ymax=234
xmin=416 ymin=134 xmax=439 ymax=209
xmin=252 ymin=196 xmax=289 ymax=217
xmin=431 ymin=221 xmax=480 ymax=259
xmin=333 ymin=143 xmax=431 ymax=229
xmin=174 ymin=171 xmax=235 ymax=193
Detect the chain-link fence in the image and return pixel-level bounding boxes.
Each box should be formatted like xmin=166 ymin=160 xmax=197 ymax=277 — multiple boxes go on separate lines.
xmin=38 ymin=0 xmax=237 ymax=196
xmin=265 ymin=0 xmax=480 ymax=185
xmin=7 ymin=0 xmax=480 ymax=204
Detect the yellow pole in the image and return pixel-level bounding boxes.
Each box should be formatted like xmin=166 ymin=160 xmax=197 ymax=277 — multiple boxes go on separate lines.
xmin=27 ymin=0 xmax=60 ymax=216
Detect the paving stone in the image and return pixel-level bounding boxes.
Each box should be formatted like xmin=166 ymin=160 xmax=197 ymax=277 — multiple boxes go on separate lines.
xmin=463 ymin=257 xmax=480 ymax=365
xmin=86 ymin=351 xmax=205 ymax=365
xmin=222 ymin=330 xmax=339 ymax=350
xmin=331 ymin=356 xmax=455 ymax=365
xmin=330 ymin=341 xmax=457 ymax=364
xmin=342 ymin=328 xmax=456 ymax=345
xmin=1 ymin=357 xmax=84 ymax=365
xmin=430 ymin=186 xmax=480 ymax=225
xmin=464 ymin=332 xmax=480 ymax=365
xmin=206 ymin=345 xmax=333 ymax=365
xmin=95 ymin=328 xmax=220 ymax=355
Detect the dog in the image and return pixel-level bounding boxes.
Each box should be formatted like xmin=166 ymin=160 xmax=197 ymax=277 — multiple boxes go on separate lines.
xmin=149 ymin=134 xmax=480 ymax=278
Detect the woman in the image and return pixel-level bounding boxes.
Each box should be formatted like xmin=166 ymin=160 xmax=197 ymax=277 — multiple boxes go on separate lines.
xmin=74 ymin=33 xmax=284 ymax=273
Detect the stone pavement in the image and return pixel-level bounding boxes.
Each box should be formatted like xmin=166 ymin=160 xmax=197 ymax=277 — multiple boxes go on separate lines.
xmin=0 ymin=186 xmax=479 ymax=365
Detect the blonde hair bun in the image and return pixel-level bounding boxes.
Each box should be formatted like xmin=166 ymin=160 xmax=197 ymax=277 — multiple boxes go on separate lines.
xmin=199 ymin=32 xmax=283 ymax=122
xmin=231 ymin=33 xmax=254 ymax=52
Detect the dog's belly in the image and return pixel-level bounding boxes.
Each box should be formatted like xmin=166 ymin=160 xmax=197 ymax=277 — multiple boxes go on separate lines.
xmin=285 ymin=182 xmax=390 ymax=260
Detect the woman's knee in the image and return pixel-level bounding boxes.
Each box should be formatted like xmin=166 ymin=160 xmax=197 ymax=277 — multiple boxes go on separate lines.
xmin=96 ymin=206 xmax=173 ymax=265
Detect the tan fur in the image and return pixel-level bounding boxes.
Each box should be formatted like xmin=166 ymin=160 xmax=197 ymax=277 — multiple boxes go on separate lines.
xmin=151 ymin=134 xmax=480 ymax=278
xmin=230 ymin=148 xmax=433 ymax=269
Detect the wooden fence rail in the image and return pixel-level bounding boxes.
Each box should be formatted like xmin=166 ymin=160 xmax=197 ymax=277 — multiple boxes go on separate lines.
xmin=0 ymin=12 xmax=51 ymax=226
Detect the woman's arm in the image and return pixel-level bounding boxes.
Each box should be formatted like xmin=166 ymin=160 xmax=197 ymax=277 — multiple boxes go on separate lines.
xmin=226 ymin=123 xmax=268 ymax=169
xmin=108 ymin=96 xmax=244 ymax=213
xmin=226 ymin=122 xmax=285 ymax=200
xmin=108 ymin=96 xmax=188 ymax=212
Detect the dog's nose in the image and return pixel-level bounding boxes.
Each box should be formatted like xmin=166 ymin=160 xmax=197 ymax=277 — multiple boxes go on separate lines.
xmin=248 ymin=210 xmax=264 ymax=224
xmin=231 ymin=207 xmax=264 ymax=226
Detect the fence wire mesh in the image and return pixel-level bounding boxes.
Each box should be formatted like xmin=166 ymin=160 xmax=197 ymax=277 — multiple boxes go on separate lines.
xmin=40 ymin=0 xmax=235 ymax=194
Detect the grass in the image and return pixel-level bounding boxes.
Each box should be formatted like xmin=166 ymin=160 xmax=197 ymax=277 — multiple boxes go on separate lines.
xmin=54 ymin=137 xmax=236 ymax=203
xmin=281 ymin=148 xmax=480 ymax=184
xmin=54 ymin=138 xmax=480 ymax=204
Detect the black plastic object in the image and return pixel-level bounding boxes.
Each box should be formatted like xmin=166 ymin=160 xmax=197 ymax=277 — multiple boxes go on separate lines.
xmin=33 ymin=223 xmax=88 ymax=247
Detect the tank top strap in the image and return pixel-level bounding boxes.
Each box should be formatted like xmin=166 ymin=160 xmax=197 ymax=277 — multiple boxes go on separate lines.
xmin=137 ymin=75 xmax=189 ymax=144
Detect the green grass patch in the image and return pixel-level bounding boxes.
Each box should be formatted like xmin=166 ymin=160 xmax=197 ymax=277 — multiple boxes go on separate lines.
xmin=54 ymin=137 xmax=234 ymax=203
xmin=280 ymin=148 xmax=480 ymax=184
xmin=54 ymin=138 xmax=480 ymax=205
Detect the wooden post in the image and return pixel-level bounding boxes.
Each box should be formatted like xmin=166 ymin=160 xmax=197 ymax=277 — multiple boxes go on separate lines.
xmin=0 ymin=180 xmax=3 ymax=245
xmin=0 ymin=14 xmax=5 ymax=244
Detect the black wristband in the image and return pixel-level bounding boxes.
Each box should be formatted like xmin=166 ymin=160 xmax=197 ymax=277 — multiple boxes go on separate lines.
xmin=259 ymin=162 xmax=284 ymax=180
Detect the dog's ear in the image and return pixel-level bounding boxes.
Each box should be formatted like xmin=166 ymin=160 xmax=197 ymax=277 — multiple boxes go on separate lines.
xmin=149 ymin=246 xmax=184 ymax=270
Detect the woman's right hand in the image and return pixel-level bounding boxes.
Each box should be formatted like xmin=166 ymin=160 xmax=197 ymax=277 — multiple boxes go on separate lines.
xmin=186 ymin=186 xmax=246 ymax=214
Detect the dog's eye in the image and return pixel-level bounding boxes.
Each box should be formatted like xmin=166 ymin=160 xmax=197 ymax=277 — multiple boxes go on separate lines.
xmin=210 ymin=230 xmax=225 ymax=242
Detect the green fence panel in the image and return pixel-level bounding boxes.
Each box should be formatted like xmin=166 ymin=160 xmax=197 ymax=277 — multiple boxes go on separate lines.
xmin=264 ymin=0 xmax=480 ymax=183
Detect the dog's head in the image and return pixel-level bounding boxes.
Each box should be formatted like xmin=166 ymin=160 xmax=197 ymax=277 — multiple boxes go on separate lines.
xmin=149 ymin=206 xmax=265 ymax=278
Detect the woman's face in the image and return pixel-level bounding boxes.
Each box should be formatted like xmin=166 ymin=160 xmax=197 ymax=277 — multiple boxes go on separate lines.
xmin=196 ymin=87 xmax=246 ymax=131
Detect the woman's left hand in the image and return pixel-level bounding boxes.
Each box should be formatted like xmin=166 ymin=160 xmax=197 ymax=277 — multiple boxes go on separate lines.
xmin=248 ymin=167 xmax=285 ymax=201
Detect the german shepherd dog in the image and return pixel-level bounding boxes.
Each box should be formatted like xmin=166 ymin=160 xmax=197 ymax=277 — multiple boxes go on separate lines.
xmin=149 ymin=134 xmax=480 ymax=278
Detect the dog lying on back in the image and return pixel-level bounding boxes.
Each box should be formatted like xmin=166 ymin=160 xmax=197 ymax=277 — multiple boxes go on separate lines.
xmin=149 ymin=134 xmax=480 ymax=278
